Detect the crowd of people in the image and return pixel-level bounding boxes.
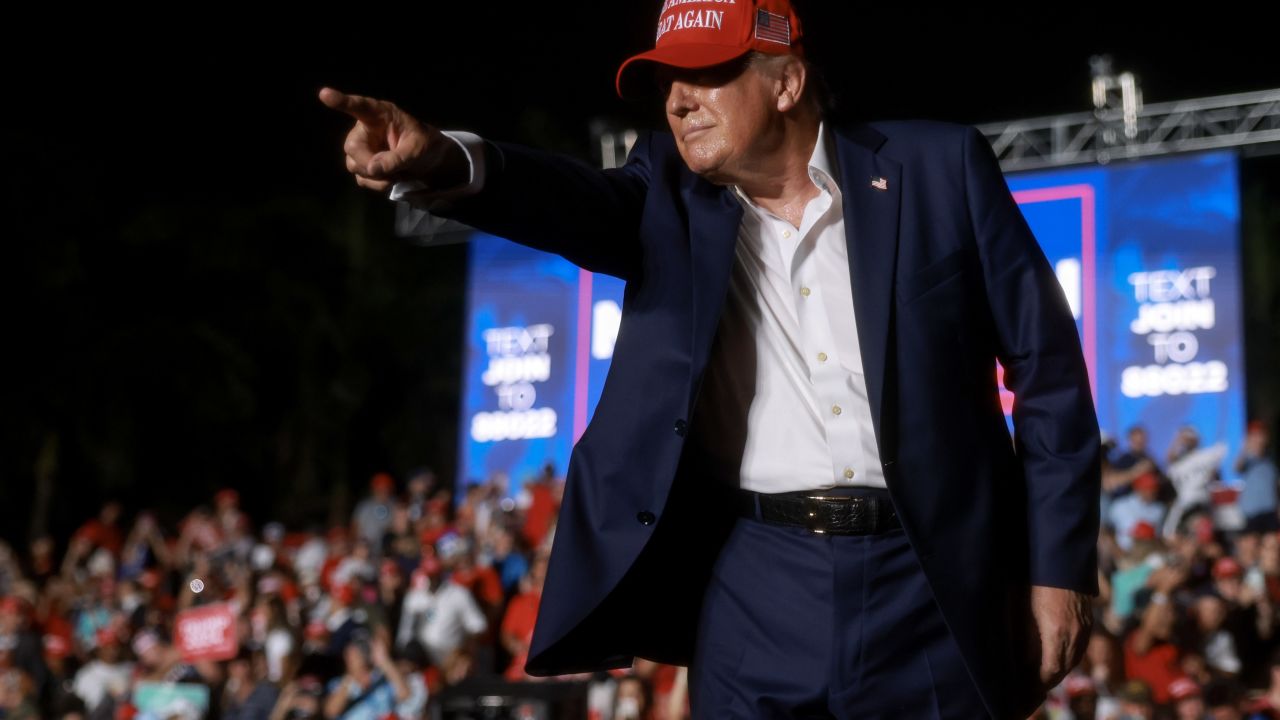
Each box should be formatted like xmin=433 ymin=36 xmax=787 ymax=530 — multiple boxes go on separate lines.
xmin=1067 ymin=419 xmax=1280 ymax=720
xmin=0 ymin=464 xmax=674 ymax=720
xmin=0 ymin=421 xmax=1276 ymax=720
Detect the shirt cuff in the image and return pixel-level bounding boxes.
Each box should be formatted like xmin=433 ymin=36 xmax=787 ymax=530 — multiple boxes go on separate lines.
xmin=388 ymin=130 xmax=486 ymax=202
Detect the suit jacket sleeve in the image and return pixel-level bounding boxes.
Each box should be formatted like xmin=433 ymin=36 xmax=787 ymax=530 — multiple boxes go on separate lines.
xmin=961 ymin=125 xmax=1102 ymax=596
xmin=399 ymin=131 xmax=654 ymax=281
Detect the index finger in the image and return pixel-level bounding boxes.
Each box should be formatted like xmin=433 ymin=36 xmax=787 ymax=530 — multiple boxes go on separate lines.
xmin=318 ymin=87 xmax=385 ymax=123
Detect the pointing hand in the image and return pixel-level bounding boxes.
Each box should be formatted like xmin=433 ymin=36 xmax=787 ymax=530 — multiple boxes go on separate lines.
xmin=318 ymin=87 xmax=467 ymax=193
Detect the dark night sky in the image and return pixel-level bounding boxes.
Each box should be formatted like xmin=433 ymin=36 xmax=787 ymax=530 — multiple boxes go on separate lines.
xmin=11 ymin=7 xmax=1278 ymax=199
xmin=5 ymin=7 xmax=1273 ymax=210
xmin=4 ymin=6 xmax=1277 ymax=541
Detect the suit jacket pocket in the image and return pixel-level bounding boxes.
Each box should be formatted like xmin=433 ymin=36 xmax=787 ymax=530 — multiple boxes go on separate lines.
xmin=896 ymin=245 xmax=969 ymax=304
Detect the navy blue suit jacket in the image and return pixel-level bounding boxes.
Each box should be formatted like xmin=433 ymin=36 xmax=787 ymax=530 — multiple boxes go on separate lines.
xmin=423 ymin=118 xmax=1101 ymax=719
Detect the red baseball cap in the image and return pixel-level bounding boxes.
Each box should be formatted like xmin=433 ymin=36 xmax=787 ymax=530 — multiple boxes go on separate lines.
xmin=1194 ymin=515 xmax=1216 ymax=543
xmin=616 ymin=0 xmax=805 ymax=99
xmin=1133 ymin=472 xmax=1159 ymax=492
xmin=420 ymin=554 xmax=443 ymax=577
xmin=138 ymin=569 xmax=161 ymax=590
xmin=334 ymin=583 xmax=356 ymax=606
xmin=1168 ymin=676 xmax=1200 ymax=701
xmin=1213 ymin=557 xmax=1243 ymax=579
xmin=1131 ymin=520 xmax=1157 ymax=541
xmin=96 ymin=626 xmax=122 ymax=647
xmin=43 ymin=634 xmax=71 ymax=659
xmin=1064 ymin=674 xmax=1096 ymax=698
xmin=0 ymin=596 xmax=30 ymax=619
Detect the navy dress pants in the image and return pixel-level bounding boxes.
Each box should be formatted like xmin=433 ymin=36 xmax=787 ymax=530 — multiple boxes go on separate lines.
xmin=688 ymin=486 xmax=992 ymax=719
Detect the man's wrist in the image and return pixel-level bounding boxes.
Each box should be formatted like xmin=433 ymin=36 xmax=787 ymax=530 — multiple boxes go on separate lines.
xmin=390 ymin=130 xmax=486 ymax=202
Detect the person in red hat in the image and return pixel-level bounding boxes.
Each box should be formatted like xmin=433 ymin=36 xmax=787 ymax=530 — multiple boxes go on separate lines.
xmin=1108 ymin=471 xmax=1169 ymax=552
xmin=1208 ymin=554 xmax=1276 ymax=689
xmin=73 ymin=501 xmax=126 ymax=560
xmin=1168 ymin=677 xmax=1206 ymax=720
xmin=71 ymin=626 xmax=133 ymax=714
xmin=1213 ymin=555 xmax=1249 ymax=607
xmin=0 ymin=595 xmax=49 ymax=709
xmin=213 ymin=488 xmax=251 ymax=542
xmin=353 ymin=472 xmax=399 ymax=550
xmin=1059 ymin=673 xmax=1098 ymax=720
xmin=321 ymin=0 xmax=1101 ymax=715
xmin=395 ymin=550 xmax=488 ymax=684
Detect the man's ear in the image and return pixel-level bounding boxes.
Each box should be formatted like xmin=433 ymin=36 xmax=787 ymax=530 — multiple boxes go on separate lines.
xmin=776 ymin=57 xmax=808 ymax=113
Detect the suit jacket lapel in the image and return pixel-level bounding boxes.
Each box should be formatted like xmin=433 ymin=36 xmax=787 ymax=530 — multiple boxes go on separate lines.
xmin=835 ymin=123 xmax=902 ymax=463
xmin=683 ymin=174 xmax=743 ymax=411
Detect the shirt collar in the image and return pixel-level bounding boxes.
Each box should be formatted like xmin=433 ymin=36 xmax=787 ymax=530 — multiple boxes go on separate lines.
xmin=808 ymin=121 xmax=838 ymax=195
xmin=731 ymin=120 xmax=838 ymax=208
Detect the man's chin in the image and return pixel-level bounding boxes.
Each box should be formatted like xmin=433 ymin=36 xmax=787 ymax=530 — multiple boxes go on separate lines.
xmin=682 ymin=160 xmax=732 ymax=186
xmin=676 ymin=147 xmax=727 ymax=182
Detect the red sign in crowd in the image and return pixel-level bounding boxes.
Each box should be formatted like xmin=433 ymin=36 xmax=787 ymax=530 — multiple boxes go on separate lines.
xmin=174 ymin=603 xmax=238 ymax=662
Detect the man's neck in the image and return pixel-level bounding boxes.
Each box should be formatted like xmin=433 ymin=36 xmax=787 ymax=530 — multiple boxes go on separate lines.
xmin=737 ymin=116 xmax=822 ymax=229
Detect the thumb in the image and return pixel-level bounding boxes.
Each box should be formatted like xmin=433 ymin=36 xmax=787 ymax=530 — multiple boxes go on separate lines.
xmin=367 ymin=149 xmax=406 ymax=179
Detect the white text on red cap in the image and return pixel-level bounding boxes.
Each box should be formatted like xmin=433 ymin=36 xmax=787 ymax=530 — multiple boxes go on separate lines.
xmin=656 ymin=6 xmax=732 ymax=43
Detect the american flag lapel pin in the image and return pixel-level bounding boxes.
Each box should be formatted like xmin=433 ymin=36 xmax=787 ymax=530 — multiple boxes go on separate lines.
xmin=870 ymin=176 xmax=888 ymax=191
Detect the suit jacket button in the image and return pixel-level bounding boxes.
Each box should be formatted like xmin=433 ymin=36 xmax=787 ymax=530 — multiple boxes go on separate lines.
xmin=637 ymin=511 xmax=656 ymax=525
xmin=673 ymin=419 xmax=688 ymax=437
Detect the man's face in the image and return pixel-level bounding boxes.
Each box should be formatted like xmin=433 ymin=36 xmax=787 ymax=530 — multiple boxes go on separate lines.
xmin=1142 ymin=599 xmax=1175 ymax=638
xmin=1179 ymin=427 xmax=1200 ymax=450
xmin=1128 ymin=428 xmax=1147 ymax=452
xmin=1194 ymin=595 xmax=1226 ymax=630
xmin=1135 ymin=476 xmax=1158 ymax=501
xmin=1247 ymin=427 xmax=1268 ymax=454
xmin=343 ymin=643 xmax=369 ymax=674
xmin=1215 ymin=575 xmax=1242 ymax=601
xmin=1175 ymin=698 xmax=1205 ymax=720
xmin=658 ymin=56 xmax=783 ymax=184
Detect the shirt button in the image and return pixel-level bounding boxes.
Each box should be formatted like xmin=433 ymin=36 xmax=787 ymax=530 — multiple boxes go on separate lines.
xmin=817 ymin=352 xmax=828 ymax=362
xmin=844 ymin=467 xmax=855 ymax=479
xmin=800 ymin=287 xmax=811 ymax=297
xmin=637 ymin=510 xmax=656 ymax=525
xmin=783 ymin=230 xmax=792 ymax=239
xmin=673 ymin=419 xmax=688 ymax=437
xmin=832 ymin=404 xmax=842 ymax=416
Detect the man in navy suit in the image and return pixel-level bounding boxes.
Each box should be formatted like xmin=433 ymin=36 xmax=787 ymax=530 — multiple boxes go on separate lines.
xmin=320 ymin=0 xmax=1101 ymax=716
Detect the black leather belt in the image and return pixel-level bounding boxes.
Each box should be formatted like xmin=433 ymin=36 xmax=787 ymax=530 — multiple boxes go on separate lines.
xmin=737 ymin=488 xmax=901 ymax=535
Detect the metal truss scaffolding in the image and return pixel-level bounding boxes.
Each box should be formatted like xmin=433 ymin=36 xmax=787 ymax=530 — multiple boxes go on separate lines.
xmin=976 ymin=87 xmax=1280 ymax=172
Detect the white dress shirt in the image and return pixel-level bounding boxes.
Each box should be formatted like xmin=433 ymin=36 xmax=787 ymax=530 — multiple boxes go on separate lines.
xmin=690 ymin=122 xmax=886 ymax=493
xmin=396 ymin=579 xmax=489 ymax=666
xmin=390 ymin=122 xmax=885 ymax=494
